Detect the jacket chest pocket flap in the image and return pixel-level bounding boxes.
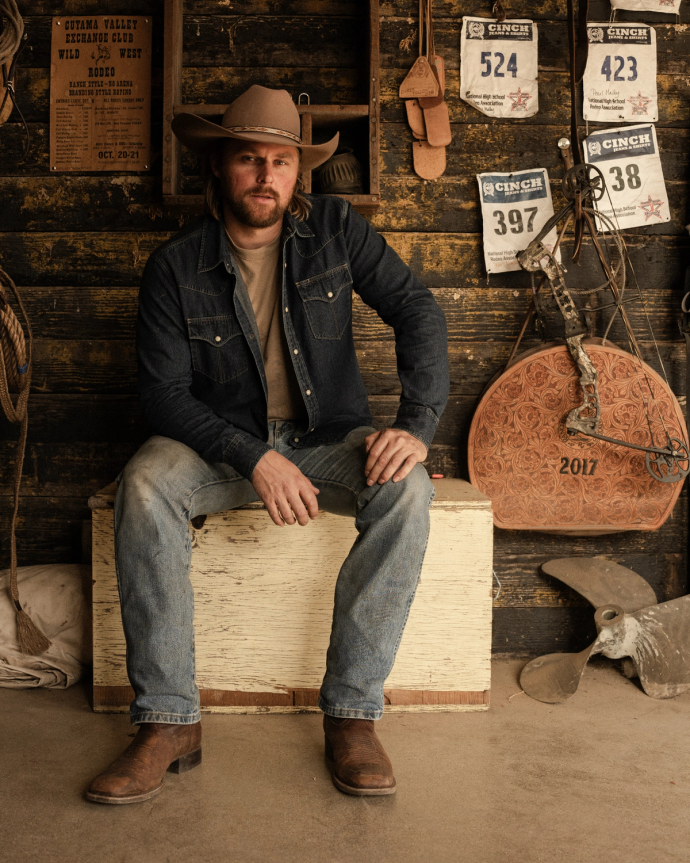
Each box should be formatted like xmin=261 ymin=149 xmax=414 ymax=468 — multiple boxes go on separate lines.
xmin=295 ymin=263 xmax=352 ymax=340
xmin=187 ymin=314 xmax=249 ymax=383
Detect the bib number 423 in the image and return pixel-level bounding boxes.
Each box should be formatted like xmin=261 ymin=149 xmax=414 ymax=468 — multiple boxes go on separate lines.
xmin=600 ymin=55 xmax=638 ymax=82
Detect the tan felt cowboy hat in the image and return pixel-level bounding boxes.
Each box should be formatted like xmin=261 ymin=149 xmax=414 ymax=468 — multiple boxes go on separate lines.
xmin=171 ymin=85 xmax=339 ymax=171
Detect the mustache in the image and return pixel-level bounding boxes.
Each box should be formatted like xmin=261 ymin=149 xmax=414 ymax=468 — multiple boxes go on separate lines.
xmin=245 ymin=186 xmax=278 ymax=201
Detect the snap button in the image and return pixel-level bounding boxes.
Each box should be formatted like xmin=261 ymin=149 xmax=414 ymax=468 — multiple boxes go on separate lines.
xmin=310 ymin=428 xmax=314 ymax=432
xmin=327 ymin=291 xmax=333 ymax=298
xmin=293 ymin=349 xmax=298 ymax=355
xmin=214 ymin=336 xmax=221 ymax=342
xmin=306 ymin=389 xmax=311 ymax=396
xmin=294 ymin=437 xmax=299 ymax=443
xmin=285 ymin=306 xmax=288 ymax=312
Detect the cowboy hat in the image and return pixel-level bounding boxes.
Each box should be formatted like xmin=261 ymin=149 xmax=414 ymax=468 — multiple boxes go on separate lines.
xmin=171 ymin=85 xmax=339 ymax=172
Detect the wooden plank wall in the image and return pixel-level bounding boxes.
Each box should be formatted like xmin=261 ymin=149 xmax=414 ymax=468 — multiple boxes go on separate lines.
xmin=2 ymin=0 xmax=688 ymax=655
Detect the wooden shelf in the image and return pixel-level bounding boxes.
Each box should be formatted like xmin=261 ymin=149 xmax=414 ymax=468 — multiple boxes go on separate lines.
xmin=162 ymin=0 xmax=380 ymax=214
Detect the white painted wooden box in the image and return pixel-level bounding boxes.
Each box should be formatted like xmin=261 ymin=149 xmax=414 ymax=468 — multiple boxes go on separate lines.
xmin=90 ymin=478 xmax=493 ymax=713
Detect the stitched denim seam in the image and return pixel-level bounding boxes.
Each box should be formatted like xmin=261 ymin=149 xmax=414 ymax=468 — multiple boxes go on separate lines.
xmin=185 ymin=475 xmax=249 ymax=517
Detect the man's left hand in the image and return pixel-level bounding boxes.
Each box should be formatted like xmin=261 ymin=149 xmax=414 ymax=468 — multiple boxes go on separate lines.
xmin=363 ymin=429 xmax=428 ymax=486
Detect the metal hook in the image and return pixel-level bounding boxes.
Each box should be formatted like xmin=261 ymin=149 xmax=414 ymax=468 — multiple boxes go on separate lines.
xmin=297 ymin=93 xmax=310 ymax=105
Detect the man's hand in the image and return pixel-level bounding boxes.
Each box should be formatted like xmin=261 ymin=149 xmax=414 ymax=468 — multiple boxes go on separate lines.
xmin=364 ymin=429 xmax=428 ymax=486
xmin=251 ymin=450 xmax=320 ymax=527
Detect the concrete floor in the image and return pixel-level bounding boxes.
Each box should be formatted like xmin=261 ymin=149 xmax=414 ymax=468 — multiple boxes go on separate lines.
xmin=1 ymin=659 xmax=689 ymax=863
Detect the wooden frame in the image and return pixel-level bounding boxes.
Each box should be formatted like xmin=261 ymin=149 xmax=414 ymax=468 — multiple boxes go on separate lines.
xmin=162 ymin=0 xmax=380 ymax=213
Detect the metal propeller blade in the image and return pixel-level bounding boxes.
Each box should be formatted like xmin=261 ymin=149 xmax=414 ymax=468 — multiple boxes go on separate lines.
xmin=520 ymin=559 xmax=690 ymax=704
xmin=541 ymin=557 xmax=657 ymax=613
xmin=519 ymin=641 xmax=600 ymax=704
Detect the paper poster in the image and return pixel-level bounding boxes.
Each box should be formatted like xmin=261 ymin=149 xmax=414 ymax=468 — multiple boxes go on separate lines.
xmin=460 ymin=18 xmax=538 ymax=119
xmin=583 ymin=124 xmax=670 ymax=231
xmin=611 ymin=0 xmax=681 ymax=13
xmin=583 ymin=23 xmax=658 ymax=123
xmin=49 ymin=15 xmax=151 ymax=171
xmin=478 ymin=169 xmax=560 ymax=274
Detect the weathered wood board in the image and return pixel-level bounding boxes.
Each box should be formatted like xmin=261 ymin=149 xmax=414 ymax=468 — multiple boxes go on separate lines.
xmin=1 ymin=0 xmax=687 ymax=655
xmin=91 ymin=479 xmax=494 ymax=712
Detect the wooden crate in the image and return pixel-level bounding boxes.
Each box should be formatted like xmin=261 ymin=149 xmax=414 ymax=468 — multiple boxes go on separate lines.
xmin=90 ymin=478 xmax=493 ymax=714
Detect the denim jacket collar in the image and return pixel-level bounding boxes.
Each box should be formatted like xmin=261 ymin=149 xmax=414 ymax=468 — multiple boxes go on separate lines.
xmin=196 ymin=211 xmax=314 ymax=274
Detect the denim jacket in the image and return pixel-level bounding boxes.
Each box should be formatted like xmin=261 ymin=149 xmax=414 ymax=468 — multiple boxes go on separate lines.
xmin=137 ymin=194 xmax=449 ymax=479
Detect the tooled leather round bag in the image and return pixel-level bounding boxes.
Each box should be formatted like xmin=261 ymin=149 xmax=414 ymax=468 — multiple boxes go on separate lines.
xmin=468 ymin=338 xmax=687 ymax=535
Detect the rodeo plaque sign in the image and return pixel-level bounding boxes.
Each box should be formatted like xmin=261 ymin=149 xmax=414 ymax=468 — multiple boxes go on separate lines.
xmin=50 ymin=16 xmax=151 ymax=172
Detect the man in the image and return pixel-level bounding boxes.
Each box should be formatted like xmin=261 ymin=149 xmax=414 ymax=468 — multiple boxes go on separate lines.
xmin=87 ymin=86 xmax=449 ymax=804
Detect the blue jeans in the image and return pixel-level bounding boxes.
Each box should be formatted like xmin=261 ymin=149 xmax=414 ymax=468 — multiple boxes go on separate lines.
xmin=114 ymin=423 xmax=435 ymax=725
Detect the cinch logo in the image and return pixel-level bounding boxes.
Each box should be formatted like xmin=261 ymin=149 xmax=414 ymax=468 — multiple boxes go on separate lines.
xmin=607 ymin=27 xmax=647 ymax=37
xmin=495 ymin=177 xmax=543 ymax=193
xmin=488 ymin=24 xmax=529 ymax=33
xmin=602 ymin=133 xmax=651 ymax=150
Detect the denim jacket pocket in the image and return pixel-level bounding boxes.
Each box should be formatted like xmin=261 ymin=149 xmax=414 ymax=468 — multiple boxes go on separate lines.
xmin=187 ymin=314 xmax=250 ymax=383
xmin=295 ymin=263 xmax=352 ymax=340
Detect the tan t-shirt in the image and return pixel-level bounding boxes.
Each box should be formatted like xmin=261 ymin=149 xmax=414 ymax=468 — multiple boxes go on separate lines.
xmin=228 ymin=233 xmax=306 ymax=424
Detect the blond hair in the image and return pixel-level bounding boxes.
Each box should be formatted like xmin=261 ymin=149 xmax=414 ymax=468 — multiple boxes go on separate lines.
xmin=203 ymin=139 xmax=312 ymax=223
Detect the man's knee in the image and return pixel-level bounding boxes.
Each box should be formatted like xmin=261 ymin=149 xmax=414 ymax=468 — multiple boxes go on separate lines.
xmin=117 ymin=436 xmax=199 ymax=514
xmin=361 ymin=462 xmax=435 ymax=514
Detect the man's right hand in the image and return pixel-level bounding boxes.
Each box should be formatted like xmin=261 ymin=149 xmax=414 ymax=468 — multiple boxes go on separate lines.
xmin=251 ymin=450 xmax=320 ymax=527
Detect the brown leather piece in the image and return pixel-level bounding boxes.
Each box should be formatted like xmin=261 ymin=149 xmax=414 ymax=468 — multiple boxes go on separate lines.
xmin=399 ymin=55 xmax=440 ymax=99
xmin=86 ymin=721 xmax=202 ymax=804
xmin=412 ymin=140 xmax=446 ymax=180
xmin=405 ymin=99 xmax=427 ymax=140
xmin=418 ymin=55 xmax=445 ymax=109
xmin=323 ymin=715 xmax=396 ymax=796
xmin=423 ymin=100 xmax=451 ymax=147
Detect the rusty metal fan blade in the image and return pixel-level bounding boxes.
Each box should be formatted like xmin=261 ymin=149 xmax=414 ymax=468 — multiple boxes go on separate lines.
xmin=597 ymin=595 xmax=690 ymax=699
xmin=519 ymin=642 xmax=600 ymax=704
xmin=542 ymin=558 xmax=658 ymax=613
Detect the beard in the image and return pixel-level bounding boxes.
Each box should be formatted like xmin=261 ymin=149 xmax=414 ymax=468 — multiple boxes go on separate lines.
xmin=220 ymin=179 xmax=295 ymax=228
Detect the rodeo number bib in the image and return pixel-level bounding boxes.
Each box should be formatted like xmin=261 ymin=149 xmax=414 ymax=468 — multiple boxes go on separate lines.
xmin=477 ymin=169 xmax=559 ymax=274
xmin=583 ymin=23 xmax=658 ymax=123
xmin=584 ymin=124 xmax=670 ymax=231
xmin=611 ymin=0 xmax=681 ymax=13
xmin=460 ymin=18 xmax=538 ymax=119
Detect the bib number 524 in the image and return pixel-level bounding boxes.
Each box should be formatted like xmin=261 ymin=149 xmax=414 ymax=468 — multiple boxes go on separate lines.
xmin=481 ymin=52 xmax=518 ymax=78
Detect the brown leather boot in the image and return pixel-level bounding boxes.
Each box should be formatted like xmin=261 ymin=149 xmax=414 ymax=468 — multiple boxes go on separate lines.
xmin=86 ymin=721 xmax=202 ymax=804
xmin=323 ymin=715 xmax=396 ymax=796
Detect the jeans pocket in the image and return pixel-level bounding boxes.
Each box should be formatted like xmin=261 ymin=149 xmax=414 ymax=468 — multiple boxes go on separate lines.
xmin=187 ymin=314 xmax=250 ymax=383
xmin=295 ymin=263 xmax=352 ymax=340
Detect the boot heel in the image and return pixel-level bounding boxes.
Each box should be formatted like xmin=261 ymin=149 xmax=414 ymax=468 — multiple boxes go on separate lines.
xmin=168 ymin=748 xmax=202 ymax=774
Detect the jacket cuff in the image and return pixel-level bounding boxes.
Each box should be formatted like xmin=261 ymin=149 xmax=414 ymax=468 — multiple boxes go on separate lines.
xmin=392 ymin=405 xmax=440 ymax=450
xmin=223 ymin=432 xmax=274 ymax=480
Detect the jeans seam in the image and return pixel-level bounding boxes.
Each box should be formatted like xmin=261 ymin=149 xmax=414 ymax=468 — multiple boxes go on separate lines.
xmin=185 ymin=475 xmax=248 ymax=516
xmin=390 ymin=484 xmax=435 ymax=659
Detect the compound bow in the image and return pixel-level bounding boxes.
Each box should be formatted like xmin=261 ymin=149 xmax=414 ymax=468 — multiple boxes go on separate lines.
xmin=516 ymin=142 xmax=689 ymax=485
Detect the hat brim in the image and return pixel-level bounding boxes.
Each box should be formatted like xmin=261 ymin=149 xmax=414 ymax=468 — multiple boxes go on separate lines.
xmin=171 ymin=112 xmax=339 ymax=172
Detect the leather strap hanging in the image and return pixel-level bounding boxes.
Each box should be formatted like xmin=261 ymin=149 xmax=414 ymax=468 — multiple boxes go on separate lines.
xmin=0 ymin=266 xmax=50 ymax=655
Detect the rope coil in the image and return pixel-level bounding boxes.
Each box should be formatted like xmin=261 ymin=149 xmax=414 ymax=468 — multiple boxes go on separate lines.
xmin=0 ymin=266 xmax=51 ymax=654
xmin=0 ymin=0 xmax=23 ymax=68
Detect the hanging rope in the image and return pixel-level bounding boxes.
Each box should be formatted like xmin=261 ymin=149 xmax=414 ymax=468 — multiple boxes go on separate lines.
xmin=0 ymin=266 xmax=51 ymax=655
xmin=0 ymin=0 xmax=31 ymax=156
xmin=0 ymin=0 xmax=23 ymax=67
